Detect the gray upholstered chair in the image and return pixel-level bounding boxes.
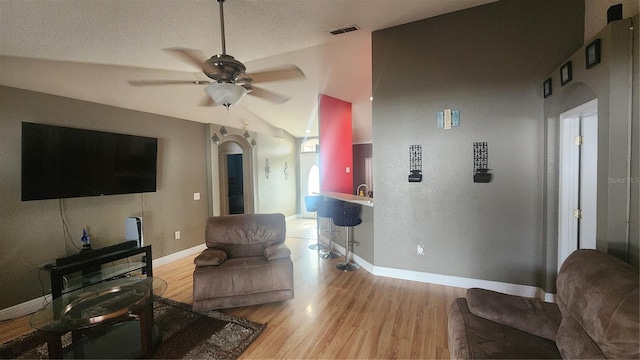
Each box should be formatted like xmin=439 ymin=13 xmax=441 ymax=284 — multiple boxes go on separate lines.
xmin=192 ymin=213 xmax=294 ymax=311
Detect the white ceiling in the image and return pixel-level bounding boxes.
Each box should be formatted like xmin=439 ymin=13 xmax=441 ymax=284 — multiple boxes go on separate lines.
xmin=0 ymin=0 xmax=494 ymax=142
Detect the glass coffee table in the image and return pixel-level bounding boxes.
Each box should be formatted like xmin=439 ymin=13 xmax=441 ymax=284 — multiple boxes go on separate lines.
xmin=31 ymin=276 xmax=166 ymax=359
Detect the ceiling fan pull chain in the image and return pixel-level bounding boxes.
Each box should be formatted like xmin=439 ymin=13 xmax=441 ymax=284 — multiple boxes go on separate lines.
xmin=218 ymin=0 xmax=226 ymax=55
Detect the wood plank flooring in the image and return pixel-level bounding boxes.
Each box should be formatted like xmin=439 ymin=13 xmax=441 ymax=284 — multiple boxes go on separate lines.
xmin=0 ymin=218 xmax=466 ymax=359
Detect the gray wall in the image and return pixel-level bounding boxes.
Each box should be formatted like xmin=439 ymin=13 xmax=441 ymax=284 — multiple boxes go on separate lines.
xmin=371 ymin=0 xmax=584 ymax=289
xmin=0 ymin=86 xmax=209 ymax=309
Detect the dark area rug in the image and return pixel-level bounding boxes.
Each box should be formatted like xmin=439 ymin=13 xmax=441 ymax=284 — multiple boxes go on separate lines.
xmin=0 ymin=297 xmax=265 ymax=359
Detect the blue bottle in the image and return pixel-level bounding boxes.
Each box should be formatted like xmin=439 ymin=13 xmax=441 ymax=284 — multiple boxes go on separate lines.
xmin=81 ymin=227 xmax=91 ymax=250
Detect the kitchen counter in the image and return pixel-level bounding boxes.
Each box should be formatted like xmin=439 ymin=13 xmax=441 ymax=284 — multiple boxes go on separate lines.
xmin=320 ymin=191 xmax=373 ymax=207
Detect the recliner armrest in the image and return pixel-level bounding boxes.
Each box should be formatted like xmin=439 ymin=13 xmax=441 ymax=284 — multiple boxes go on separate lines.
xmin=194 ymin=248 xmax=227 ymax=266
xmin=264 ymin=244 xmax=291 ymax=261
xmin=466 ymin=288 xmax=561 ymax=341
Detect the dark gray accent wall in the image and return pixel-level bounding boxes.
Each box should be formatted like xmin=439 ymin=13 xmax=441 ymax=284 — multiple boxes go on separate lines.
xmin=371 ymin=0 xmax=584 ymax=289
xmin=0 ymin=86 xmax=209 ymax=309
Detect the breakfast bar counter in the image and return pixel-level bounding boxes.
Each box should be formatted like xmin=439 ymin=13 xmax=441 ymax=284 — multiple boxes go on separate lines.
xmin=320 ymin=191 xmax=373 ymax=207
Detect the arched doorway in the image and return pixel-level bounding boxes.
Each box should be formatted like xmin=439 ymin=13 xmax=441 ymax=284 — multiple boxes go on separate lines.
xmin=217 ymin=134 xmax=255 ymax=215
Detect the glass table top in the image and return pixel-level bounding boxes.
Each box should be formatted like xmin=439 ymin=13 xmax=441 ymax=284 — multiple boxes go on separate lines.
xmin=31 ymin=276 xmax=166 ymax=332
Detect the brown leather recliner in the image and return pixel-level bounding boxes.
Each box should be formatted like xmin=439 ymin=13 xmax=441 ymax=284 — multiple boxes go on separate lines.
xmin=448 ymin=249 xmax=639 ymax=359
xmin=192 ymin=213 xmax=294 ymax=311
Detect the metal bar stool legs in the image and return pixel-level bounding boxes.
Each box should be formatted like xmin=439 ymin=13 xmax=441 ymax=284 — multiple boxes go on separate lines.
xmin=318 ymin=200 xmax=341 ymax=259
xmin=332 ymin=204 xmax=362 ymax=271
xmin=304 ymin=196 xmax=328 ymax=251
xmin=318 ymin=202 xmax=341 ymax=259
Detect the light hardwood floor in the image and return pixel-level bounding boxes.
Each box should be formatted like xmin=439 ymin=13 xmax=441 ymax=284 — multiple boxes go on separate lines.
xmin=0 ymin=218 xmax=466 ymax=359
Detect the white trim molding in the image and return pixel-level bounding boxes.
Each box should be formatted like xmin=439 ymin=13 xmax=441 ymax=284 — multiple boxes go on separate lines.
xmin=152 ymin=243 xmax=206 ymax=268
xmin=325 ymin=236 xmax=554 ymax=302
xmin=1 ymin=241 xmax=557 ymax=322
xmin=0 ymin=243 xmax=207 ymax=322
xmin=0 ymin=295 xmax=52 ymax=322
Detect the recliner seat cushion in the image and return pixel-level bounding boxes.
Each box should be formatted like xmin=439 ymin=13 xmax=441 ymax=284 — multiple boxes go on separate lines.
xmin=448 ymin=298 xmax=561 ymax=359
xmin=193 ymin=257 xmax=293 ymax=300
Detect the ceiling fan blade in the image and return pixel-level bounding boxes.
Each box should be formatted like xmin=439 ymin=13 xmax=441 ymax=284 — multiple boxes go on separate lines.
xmin=240 ymin=65 xmax=305 ymax=84
xmin=163 ymin=47 xmax=208 ymax=71
xmin=128 ymin=80 xmax=211 ymax=86
xmin=245 ymin=85 xmax=292 ymax=104
xmin=198 ymin=95 xmax=216 ymax=107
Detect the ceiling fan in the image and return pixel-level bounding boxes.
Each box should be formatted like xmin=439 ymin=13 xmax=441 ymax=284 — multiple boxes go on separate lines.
xmin=128 ymin=0 xmax=305 ymax=108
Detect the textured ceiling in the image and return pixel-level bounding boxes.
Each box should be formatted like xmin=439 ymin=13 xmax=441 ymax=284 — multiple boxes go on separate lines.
xmin=0 ymin=0 xmax=494 ymax=141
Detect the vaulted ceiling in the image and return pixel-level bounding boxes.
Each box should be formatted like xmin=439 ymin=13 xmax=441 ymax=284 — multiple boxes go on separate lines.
xmin=0 ymin=0 xmax=494 ymax=142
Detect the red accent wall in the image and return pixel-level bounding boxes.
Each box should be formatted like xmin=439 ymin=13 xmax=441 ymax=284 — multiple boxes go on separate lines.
xmin=319 ymin=94 xmax=353 ymax=193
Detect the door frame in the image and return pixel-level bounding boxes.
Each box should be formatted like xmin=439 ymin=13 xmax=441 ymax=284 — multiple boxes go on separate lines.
xmin=558 ymin=99 xmax=598 ymax=268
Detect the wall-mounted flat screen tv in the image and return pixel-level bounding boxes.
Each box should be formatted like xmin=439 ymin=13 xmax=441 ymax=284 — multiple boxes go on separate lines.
xmin=22 ymin=122 xmax=158 ymax=201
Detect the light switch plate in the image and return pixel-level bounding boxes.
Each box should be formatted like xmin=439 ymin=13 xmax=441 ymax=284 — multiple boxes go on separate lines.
xmin=193 ymin=192 xmax=200 ymax=201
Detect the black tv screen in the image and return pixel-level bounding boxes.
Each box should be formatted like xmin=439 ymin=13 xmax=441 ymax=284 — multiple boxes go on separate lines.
xmin=21 ymin=122 xmax=158 ymax=201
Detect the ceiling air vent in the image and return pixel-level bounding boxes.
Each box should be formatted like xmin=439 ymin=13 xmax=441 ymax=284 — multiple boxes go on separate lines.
xmin=329 ymin=25 xmax=360 ymax=35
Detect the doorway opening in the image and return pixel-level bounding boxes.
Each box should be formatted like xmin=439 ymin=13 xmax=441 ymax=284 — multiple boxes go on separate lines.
xmin=218 ymin=136 xmax=255 ymax=215
xmin=227 ymin=154 xmax=244 ymax=214
xmin=558 ymin=99 xmax=598 ymax=268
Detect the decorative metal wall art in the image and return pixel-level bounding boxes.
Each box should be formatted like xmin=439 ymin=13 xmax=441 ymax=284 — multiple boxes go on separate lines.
xmin=408 ymin=145 xmax=422 ymax=182
xmin=473 ymin=142 xmax=491 ymax=183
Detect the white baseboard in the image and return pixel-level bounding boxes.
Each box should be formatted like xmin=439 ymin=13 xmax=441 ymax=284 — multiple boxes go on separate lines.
xmin=322 ymin=234 xmax=555 ymax=302
xmin=372 ymin=265 xmax=551 ymax=300
xmin=1 ymin=239 xmax=557 ymax=321
xmin=0 ymin=294 xmax=51 ymax=322
xmin=152 ymin=243 xmax=207 ymax=268
xmin=0 ymin=243 xmax=207 ymax=322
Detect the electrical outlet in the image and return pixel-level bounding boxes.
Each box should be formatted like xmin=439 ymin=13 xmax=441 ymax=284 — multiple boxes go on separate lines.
xmin=417 ymin=245 xmax=425 ymax=255
xmin=174 ymin=231 xmax=181 ymax=240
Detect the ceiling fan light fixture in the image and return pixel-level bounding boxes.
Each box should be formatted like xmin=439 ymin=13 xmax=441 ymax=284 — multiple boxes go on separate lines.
xmin=204 ymin=83 xmax=248 ymax=108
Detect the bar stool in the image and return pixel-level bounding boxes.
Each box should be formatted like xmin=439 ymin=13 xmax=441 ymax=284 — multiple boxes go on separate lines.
xmin=317 ymin=199 xmax=342 ymax=259
xmin=332 ymin=204 xmax=362 ymax=271
xmin=304 ymin=195 xmax=328 ymax=250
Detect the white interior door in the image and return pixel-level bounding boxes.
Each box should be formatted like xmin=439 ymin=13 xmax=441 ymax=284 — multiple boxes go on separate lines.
xmin=300 ymin=153 xmax=319 ymax=218
xmin=558 ymin=99 xmax=598 ymax=268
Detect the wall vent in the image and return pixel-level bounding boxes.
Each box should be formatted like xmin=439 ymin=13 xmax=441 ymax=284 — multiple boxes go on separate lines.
xmin=329 ymin=25 xmax=360 ymax=35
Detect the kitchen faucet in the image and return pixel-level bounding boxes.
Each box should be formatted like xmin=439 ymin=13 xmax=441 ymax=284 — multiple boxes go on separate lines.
xmin=357 ymin=184 xmax=370 ymax=197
